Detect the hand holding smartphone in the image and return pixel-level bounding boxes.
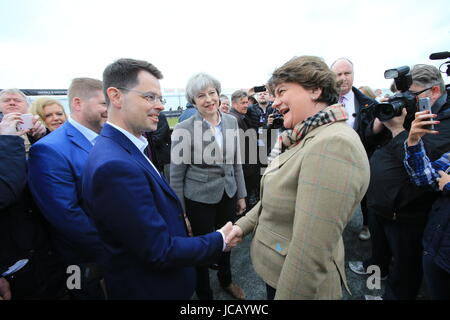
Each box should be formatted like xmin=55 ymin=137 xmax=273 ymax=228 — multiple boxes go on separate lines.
xmin=418 ymin=97 xmax=434 ymax=130
xmin=17 ymin=113 xmax=34 ymax=131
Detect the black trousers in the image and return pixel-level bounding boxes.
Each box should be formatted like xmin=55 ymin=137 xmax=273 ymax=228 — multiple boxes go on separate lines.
xmin=366 ymin=213 xmax=425 ymax=300
xmin=364 ymin=211 xmax=391 ymax=277
xmin=185 ymin=193 xmax=237 ymax=300
xmin=360 ymin=195 xmax=369 ymax=227
xmin=266 ymin=284 xmax=276 ymax=300
xmin=423 ymin=252 xmax=450 ymax=300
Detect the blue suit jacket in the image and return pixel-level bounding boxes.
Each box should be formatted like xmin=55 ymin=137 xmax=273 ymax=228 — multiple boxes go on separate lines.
xmin=81 ymin=124 xmax=223 ymax=299
xmin=28 ymin=121 xmax=105 ymax=264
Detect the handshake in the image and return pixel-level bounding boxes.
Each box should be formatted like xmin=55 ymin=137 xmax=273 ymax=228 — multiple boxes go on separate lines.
xmin=218 ymin=222 xmax=244 ymax=252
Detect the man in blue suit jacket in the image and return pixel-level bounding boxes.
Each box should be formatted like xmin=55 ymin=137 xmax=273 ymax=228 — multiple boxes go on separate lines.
xmin=81 ymin=58 xmax=233 ymax=299
xmin=28 ymin=78 xmax=108 ymax=299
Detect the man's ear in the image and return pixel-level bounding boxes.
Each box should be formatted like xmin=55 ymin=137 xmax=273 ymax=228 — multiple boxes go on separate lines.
xmin=71 ymin=97 xmax=82 ymax=112
xmin=107 ymin=87 xmax=123 ymax=109
xmin=431 ymin=85 xmax=441 ymax=96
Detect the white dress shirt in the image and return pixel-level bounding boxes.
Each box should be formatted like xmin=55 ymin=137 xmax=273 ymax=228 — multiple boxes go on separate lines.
xmin=203 ymin=112 xmax=223 ymax=149
xmin=341 ymin=90 xmax=356 ymax=128
xmin=106 ymin=122 xmax=160 ymax=177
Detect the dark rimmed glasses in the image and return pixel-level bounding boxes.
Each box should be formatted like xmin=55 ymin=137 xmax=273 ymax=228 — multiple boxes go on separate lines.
xmin=410 ymin=86 xmax=433 ymax=97
xmin=117 ymin=87 xmax=166 ymax=105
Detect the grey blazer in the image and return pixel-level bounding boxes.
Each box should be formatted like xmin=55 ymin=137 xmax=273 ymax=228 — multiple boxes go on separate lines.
xmin=170 ymin=112 xmax=247 ymax=212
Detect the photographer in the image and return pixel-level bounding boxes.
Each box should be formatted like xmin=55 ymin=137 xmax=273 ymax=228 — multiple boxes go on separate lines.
xmin=0 ymin=89 xmax=47 ymax=155
xmin=404 ymin=110 xmax=450 ymax=299
xmin=361 ymin=64 xmax=450 ymax=300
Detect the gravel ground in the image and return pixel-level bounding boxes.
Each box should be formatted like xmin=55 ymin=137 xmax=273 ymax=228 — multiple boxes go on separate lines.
xmin=203 ymin=206 xmax=429 ymax=300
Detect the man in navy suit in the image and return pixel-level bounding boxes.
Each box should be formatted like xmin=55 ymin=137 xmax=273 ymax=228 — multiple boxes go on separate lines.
xmin=28 ymin=78 xmax=108 ymax=299
xmin=81 ymin=58 xmax=233 ymax=300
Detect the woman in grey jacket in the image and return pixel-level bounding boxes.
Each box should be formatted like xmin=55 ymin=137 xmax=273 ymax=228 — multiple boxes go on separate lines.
xmin=170 ymin=73 xmax=247 ymax=300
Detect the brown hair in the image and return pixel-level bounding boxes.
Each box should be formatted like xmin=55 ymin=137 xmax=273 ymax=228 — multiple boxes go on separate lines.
xmin=68 ymin=77 xmax=103 ymax=111
xmin=268 ymin=56 xmax=339 ymax=105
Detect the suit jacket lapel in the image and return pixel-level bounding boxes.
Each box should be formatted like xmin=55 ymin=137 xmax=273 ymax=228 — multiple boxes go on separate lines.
xmin=101 ymin=124 xmax=179 ymax=201
xmin=65 ymin=121 xmax=93 ymax=153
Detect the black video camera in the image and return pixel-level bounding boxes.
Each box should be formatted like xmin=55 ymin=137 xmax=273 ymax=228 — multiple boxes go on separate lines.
xmin=271 ymin=110 xmax=284 ymax=129
xmin=372 ymin=66 xmax=416 ymax=123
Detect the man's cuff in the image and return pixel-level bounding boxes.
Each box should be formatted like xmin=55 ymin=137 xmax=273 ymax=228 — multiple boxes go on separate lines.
xmin=217 ymin=230 xmax=227 ymax=251
xmin=404 ymin=139 xmax=423 ymax=152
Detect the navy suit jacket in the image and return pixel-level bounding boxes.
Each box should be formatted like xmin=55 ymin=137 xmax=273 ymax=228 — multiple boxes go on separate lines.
xmin=81 ymin=124 xmax=223 ymax=299
xmin=28 ymin=121 xmax=105 ymax=264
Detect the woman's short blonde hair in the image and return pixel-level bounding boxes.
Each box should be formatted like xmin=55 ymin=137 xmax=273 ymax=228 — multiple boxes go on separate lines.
xmin=29 ymin=97 xmax=67 ymax=124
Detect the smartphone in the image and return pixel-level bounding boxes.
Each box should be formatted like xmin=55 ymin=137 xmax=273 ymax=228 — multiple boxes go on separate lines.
xmin=253 ymin=85 xmax=267 ymax=93
xmin=17 ymin=113 xmax=34 ymax=131
xmin=418 ymin=97 xmax=434 ymax=130
xmin=1 ymin=259 xmax=29 ymax=277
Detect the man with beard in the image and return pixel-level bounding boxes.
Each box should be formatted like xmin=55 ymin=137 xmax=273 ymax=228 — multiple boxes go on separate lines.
xmin=28 ymin=78 xmax=108 ymax=299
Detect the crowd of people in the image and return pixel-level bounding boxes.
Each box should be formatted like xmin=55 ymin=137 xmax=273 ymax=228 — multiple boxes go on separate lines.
xmin=0 ymin=55 xmax=449 ymax=300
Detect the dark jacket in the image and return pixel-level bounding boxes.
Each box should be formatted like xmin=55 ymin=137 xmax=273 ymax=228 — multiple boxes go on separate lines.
xmin=246 ymin=103 xmax=277 ymax=162
xmin=229 ymin=108 xmax=259 ymax=179
xmin=352 ymin=87 xmax=379 ymax=157
xmin=366 ymin=91 xmax=450 ymax=222
xmin=0 ymin=135 xmax=65 ymax=299
xmin=423 ymin=192 xmax=450 ymax=273
xmin=178 ymin=103 xmax=197 ymax=123
xmin=146 ymin=113 xmax=171 ymax=173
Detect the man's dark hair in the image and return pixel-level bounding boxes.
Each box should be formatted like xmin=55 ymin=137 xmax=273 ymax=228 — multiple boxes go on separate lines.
xmin=102 ymin=58 xmax=163 ymax=105
xmin=231 ymin=90 xmax=248 ymax=103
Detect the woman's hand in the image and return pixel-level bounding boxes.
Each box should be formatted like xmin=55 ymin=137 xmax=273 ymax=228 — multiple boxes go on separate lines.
xmin=236 ymin=198 xmax=246 ymax=216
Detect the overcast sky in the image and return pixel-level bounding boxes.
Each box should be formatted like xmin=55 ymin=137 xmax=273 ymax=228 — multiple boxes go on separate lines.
xmin=1 ymin=0 xmax=448 ymax=93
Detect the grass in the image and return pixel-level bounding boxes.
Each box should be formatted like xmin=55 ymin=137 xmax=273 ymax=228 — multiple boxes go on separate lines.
xmin=167 ymin=117 xmax=179 ymax=129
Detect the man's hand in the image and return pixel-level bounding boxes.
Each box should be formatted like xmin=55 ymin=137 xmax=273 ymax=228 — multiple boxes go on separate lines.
xmin=225 ymin=225 xmax=243 ymax=249
xmin=0 ymin=277 xmax=12 ymax=300
xmin=407 ymin=110 xmax=439 ymax=146
xmin=29 ymin=115 xmax=46 ymax=139
xmin=236 ymin=198 xmax=246 ymax=216
xmin=437 ymin=171 xmax=450 ymax=192
xmin=0 ymin=112 xmax=26 ymax=136
xmin=267 ymin=114 xmax=274 ymax=126
xmin=383 ymin=108 xmax=407 ymax=137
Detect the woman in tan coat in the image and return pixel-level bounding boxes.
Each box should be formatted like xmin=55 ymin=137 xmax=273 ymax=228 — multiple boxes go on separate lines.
xmin=227 ymin=56 xmax=370 ymax=300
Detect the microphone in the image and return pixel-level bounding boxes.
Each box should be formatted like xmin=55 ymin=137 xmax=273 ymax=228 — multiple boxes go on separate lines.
xmin=429 ymin=51 xmax=450 ymax=60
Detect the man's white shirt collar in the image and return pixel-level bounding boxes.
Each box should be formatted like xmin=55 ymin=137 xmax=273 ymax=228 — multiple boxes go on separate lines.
xmin=68 ymin=117 xmax=99 ymax=145
xmin=106 ymin=122 xmax=161 ymax=176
